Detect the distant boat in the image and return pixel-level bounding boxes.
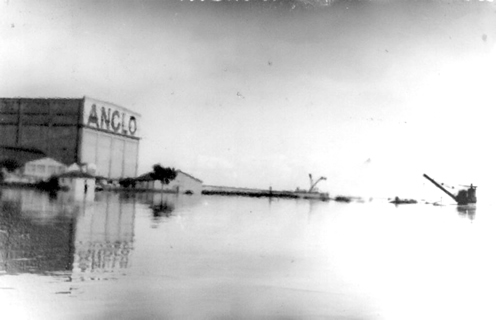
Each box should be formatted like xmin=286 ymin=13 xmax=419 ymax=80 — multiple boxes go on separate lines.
xmin=390 ymin=197 xmax=417 ymax=205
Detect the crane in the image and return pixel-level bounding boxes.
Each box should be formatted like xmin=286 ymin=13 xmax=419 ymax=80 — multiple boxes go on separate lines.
xmin=423 ymin=174 xmax=477 ymax=205
xmin=309 ymin=174 xmax=326 ymax=193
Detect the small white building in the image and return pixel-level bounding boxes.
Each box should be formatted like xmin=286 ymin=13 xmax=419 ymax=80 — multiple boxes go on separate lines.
xmin=22 ymin=157 xmax=67 ymax=182
xmin=58 ymin=171 xmax=96 ymax=201
xmin=135 ymin=170 xmax=202 ymax=195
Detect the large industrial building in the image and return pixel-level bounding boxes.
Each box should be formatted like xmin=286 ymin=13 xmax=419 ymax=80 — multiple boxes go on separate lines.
xmin=0 ymin=97 xmax=140 ymax=179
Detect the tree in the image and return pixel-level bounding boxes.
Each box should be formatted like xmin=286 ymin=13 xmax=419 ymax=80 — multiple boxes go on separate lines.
xmin=0 ymin=158 xmax=21 ymax=172
xmin=119 ymin=177 xmax=135 ymax=188
xmin=150 ymin=164 xmax=177 ymax=194
xmin=0 ymin=158 xmax=22 ymax=182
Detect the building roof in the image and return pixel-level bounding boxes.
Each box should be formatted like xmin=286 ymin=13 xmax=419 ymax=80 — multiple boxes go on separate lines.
xmin=135 ymin=170 xmax=202 ymax=183
xmin=0 ymin=97 xmax=141 ymax=117
xmin=25 ymin=157 xmax=66 ymax=167
xmin=177 ymin=170 xmax=203 ymax=183
xmin=135 ymin=172 xmax=154 ymax=181
xmin=84 ymin=96 xmax=141 ymax=117
xmin=0 ymin=146 xmax=46 ymax=155
xmin=0 ymin=146 xmax=47 ymax=166
xmin=0 ymin=97 xmax=82 ymax=101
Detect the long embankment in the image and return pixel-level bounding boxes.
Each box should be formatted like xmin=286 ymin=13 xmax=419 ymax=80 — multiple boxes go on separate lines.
xmin=202 ymin=185 xmax=330 ymax=201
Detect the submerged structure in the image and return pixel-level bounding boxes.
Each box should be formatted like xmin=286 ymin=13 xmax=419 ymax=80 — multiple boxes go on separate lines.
xmin=423 ymin=174 xmax=477 ymax=205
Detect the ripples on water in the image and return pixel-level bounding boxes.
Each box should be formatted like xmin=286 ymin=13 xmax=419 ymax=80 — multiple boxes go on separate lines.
xmin=1 ymin=188 xmax=495 ymax=320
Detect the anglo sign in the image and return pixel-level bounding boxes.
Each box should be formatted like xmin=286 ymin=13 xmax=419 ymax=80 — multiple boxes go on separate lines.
xmin=86 ymin=104 xmax=138 ymax=136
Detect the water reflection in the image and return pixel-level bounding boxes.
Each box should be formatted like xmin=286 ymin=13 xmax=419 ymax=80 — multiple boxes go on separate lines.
xmin=457 ymin=205 xmax=476 ymax=220
xmin=0 ymin=188 xmax=77 ymax=275
xmin=135 ymin=192 xmax=202 ymax=211
xmin=150 ymin=201 xmax=175 ymax=218
xmin=134 ymin=192 xmax=202 ymax=223
xmin=1 ymin=189 xmax=491 ymax=319
xmin=0 ymin=188 xmax=136 ymax=278
xmin=72 ymin=192 xmax=135 ymax=276
xmin=0 ymin=189 xmax=203 ymax=278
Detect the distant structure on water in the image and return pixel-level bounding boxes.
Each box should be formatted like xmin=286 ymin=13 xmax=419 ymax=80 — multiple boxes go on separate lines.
xmin=423 ymin=174 xmax=477 ymax=205
xmin=0 ymin=97 xmax=141 ymax=181
xmin=202 ymin=185 xmax=330 ymax=201
xmin=134 ymin=170 xmax=203 ymax=195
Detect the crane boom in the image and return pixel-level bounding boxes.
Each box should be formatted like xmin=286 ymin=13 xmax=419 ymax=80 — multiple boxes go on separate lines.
xmin=423 ymin=174 xmax=458 ymax=203
xmin=309 ymin=174 xmax=326 ymax=193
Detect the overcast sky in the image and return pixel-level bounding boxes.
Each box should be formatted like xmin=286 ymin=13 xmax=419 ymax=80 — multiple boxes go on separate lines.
xmin=1 ymin=0 xmax=496 ymax=200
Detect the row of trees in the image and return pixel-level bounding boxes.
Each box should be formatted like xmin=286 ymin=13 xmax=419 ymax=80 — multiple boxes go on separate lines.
xmin=0 ymin=158 xmax=177 ymax=191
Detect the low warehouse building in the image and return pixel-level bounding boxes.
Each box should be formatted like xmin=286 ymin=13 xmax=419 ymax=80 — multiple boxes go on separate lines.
xmin=22 ymin=157 xmax=67 ymax=182
xmin=135 ymin=170 xmax=202 ymax=195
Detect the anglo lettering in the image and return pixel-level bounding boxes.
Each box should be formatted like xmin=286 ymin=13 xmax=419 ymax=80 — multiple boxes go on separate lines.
xmin=86 ymin=102 xmax=138 ymax=136
xmin=87 ymin=104 xmax=99 ymax=128
xmin=129 ymin=116 xmax=137 ymax=135
xmin=100 ymin=107 xmax=111 ymax=130
xmin=111 ymin=110 xmax=121 ymax=132
xmin=121 ymin=112 xmax=127 ymax=135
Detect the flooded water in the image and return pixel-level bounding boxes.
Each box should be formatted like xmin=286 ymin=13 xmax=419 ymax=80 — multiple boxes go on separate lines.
xmin=1 ymin=188 xmax=496 ymax=320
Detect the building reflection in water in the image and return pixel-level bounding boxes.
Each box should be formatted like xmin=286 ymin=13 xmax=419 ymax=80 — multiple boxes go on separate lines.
xmin=0 ymin=188 xmax=136 ymax=278
xmin=133 ymin=192 xmax=202 ymax=229
xmin=72 ymin=192 xmax=136 ymax=276
xmin=134 ymin=192 xmax=201 ymax=215
xmin=0 ymin=188 xmax=78 ymax=275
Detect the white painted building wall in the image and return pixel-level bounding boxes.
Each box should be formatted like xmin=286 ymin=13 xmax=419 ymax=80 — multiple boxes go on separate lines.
xmin=169 ymin=171 xmax=202 ymax=194
xmin=80 ymin=128 xmax=139 ymax=179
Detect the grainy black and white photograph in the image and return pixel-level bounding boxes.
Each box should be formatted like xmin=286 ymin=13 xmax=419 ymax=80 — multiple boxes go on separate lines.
xmin=1 ymin=0 xmax=496 ymax=319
